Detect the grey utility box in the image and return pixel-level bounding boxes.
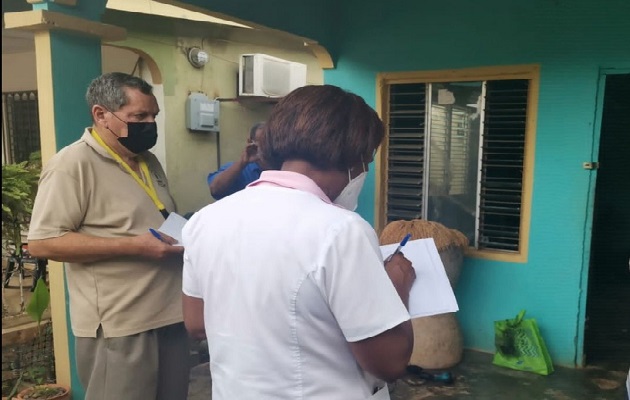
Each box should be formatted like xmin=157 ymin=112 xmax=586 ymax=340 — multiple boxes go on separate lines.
xmin=186 ymin=92 xmax=219 ymax=132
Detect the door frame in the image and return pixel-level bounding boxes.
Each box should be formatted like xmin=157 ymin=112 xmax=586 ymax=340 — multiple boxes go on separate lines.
xmin=579 ymin=66 xmax=630 ymax=366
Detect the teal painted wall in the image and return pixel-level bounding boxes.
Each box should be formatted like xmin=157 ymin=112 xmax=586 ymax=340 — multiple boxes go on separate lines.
xmin=49 ymin=29 xmax=102 ymax=400
xmin=324 ymin=0 xmax=630 ymax=366
xmin=50 ymin=32 xmax=100 ymax=148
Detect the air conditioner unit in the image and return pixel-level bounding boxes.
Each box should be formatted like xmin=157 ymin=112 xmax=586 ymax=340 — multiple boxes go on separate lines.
xmin=239 ymin=53 xmax=307 ymax=98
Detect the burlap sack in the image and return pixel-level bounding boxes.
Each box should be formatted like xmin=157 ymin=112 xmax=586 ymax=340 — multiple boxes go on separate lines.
xmin=380 ymin=219 xmax=467 ymax=369
xmin=380 ymin=219 xmax=467 ymax=289
xmin=409 ymin=313 xmax=464 ymax=369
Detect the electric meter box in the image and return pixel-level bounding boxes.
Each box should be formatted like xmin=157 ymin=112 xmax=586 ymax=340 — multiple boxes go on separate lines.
xmin=186 ymin=93 xmax=219 ymax=132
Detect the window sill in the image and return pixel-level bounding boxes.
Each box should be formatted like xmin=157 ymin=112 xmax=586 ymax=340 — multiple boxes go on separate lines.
xmin=216 ymin=96 xmax=280 ymax=104
xmin=464 ymin=247 xmax=527 ymax=263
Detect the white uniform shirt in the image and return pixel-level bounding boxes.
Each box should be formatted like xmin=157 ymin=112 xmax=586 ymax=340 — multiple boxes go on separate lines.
xmin=182 ymin=171 xmax=410 ymax=399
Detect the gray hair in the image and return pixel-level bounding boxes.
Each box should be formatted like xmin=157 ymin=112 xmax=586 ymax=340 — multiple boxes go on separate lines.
xmin=86 ymin=72 xmax=153 ymax=114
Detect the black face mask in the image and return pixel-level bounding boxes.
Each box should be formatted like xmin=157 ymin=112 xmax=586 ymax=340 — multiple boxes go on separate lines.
xmin=106 ymin=109 xmax=158 ymax=154
xmin=117 ymin=121 xmax=158 ymax=154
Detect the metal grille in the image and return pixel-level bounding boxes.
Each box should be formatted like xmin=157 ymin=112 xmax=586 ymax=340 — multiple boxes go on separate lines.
xmin=386 ymin=83 xmax=426 ymax=223
xmin=2 ymin=91 xmax=40 ymax=163
xmin=428 ymin=104 xmax=472 ymax=196
xmin=385 ymin=78 xmax=530 ymax=252
xmin=2 ymin=322 xmax=57 ymax=394
xmin=478 ymin=79 xmax=528 ymax=251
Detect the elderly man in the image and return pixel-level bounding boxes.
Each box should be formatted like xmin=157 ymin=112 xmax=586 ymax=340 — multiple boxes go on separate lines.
xmin=28 ymin=72 xmax=189 ymax=400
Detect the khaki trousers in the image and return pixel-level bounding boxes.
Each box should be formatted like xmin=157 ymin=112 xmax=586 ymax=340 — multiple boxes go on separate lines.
xmin=76 ymin=322 xmax=190 ymax=400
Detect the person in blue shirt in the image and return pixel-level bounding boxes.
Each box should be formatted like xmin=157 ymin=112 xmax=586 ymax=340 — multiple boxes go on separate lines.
xmin=207 ymin=122 xmax=268 ymax=200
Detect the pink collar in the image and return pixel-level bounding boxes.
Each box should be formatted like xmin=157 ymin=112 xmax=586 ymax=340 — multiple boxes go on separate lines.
xmin=248 ymin=171 xmax=332 ymax=204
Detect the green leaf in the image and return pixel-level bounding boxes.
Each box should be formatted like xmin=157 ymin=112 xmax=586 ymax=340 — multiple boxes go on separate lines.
xmin=26 ymin=278 xmax=50 ymax=326
xmin=2 ymin=152 xmax=41 ymax=253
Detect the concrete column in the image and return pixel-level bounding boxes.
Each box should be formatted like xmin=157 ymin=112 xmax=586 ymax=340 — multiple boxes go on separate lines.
xmin=4 ymin=2 xmax=124 ymax=398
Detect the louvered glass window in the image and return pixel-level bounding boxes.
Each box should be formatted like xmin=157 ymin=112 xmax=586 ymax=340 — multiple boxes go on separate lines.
xmin=477 ymin=79 xmax=528 ymax=251
xmin=2 ymin=91 xmax=40 ymax=164
xmin=386 ymin=83 xmax=426 ymax=223
xmin=385 ymin=79 xmax=529 ymax=253
xmin=426 ymin=82 xmax=483 ymax=244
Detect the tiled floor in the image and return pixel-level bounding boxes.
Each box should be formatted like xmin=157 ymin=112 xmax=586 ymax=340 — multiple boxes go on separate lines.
xmin=187 ymin=350 xmax=629 ymax=399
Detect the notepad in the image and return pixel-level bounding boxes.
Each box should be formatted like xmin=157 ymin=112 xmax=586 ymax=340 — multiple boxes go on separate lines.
xmin=380 ymin=238 xmax=459 ymax=318
xmin=157 ymin=212 xmax=188 ymax=246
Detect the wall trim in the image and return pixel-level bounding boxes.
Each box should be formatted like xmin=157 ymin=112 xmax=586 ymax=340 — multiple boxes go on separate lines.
xmin=27 ymin=0 xmax=77 ymax=5
xmin=304 ymin=41 xmax=334 ymax=69
xmin=378 ymin=64 xmax=540 ymax=84
xmin=4 ymin=9 xmax=126 ymax=41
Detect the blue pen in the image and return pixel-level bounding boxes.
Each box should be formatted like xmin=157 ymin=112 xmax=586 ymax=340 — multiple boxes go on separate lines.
xmin=384 ymin=233 xmax=412 ymax=263
xmin=149 ymin=228 xmax=166 ymax=243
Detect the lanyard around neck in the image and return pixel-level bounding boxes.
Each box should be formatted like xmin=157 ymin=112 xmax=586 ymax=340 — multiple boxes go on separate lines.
xmin=91 ymin=129 xmax=169 ymax=219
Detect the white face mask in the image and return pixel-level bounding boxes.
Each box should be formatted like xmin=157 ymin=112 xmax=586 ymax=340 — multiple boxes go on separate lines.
xmin=334 ymin=166 xmax=367 ymax=211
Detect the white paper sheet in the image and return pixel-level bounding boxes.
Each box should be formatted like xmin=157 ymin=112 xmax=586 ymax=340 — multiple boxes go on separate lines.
xmin=156 ymin=212 xmax=188 ymax=246
xmin=380 ymin=238 xmax=459 ymax=318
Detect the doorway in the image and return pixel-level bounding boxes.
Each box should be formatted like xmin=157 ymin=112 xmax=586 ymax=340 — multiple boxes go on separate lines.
xmin=584 ymin=72 xmax=630 ymax=366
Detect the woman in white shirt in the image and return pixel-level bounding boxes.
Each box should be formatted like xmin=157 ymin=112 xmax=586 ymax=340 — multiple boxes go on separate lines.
xmin=182 ymin=84 xmax=416 ymax=400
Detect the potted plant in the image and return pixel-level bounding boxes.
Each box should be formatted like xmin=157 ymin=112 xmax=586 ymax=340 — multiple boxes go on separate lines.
xmin=7 ymin=278 xmax=70 ymax=400
xmin=1 ymin=151 xmax=41 ymax=258
xmin=1 ymin=152 xmax=69 ymax=399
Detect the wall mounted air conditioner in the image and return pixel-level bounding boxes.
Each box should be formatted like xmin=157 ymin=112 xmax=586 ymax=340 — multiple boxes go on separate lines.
xmin=238 ymin=53 xmax=307 ymax=98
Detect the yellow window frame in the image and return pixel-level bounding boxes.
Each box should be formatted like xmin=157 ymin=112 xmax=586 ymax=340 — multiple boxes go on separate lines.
xmin=375 ymin=64 xmax=540 ymax=263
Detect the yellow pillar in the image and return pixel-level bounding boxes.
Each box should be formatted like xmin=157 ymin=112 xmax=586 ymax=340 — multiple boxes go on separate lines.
xmin=4 ymin=8 xmax=124 ymax=398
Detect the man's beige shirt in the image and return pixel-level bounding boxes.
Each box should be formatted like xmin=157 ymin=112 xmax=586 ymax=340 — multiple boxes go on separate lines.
xmin=28 ymin=128 xmax=183 ymax=338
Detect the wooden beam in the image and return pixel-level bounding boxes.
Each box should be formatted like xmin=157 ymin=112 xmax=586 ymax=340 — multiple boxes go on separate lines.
xmin=4 ymin=9 xmax=125 ymax=41
xmin=27 ymin=0 xmax=77 ymax=5
xmin=304 ymin=41 xmax=335 ymax=70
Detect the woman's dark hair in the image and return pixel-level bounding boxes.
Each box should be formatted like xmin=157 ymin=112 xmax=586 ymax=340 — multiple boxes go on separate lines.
xmin=260 ymin=85 xmax=384 ymax=171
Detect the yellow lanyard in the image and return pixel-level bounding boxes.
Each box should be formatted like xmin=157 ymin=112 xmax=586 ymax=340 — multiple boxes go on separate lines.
xmin=91 ymin=128 xmax=169 ymax=219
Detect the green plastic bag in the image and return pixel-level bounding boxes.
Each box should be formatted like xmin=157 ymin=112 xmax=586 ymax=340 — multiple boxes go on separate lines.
xmin=492 ymin=310 xmax=554 ymax=375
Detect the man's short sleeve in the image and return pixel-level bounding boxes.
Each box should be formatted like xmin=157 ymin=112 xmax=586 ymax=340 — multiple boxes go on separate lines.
xmin=313 ymin=216 xmax=410 ymax=342
xmin=28 ymin=168 xmax=86 ymax=240
xmin=207 ymin=162 xmax=261 ymax=200
xmin=207 ymin=162 xmax=233 ymax=186
xmin=207 ymin=162 xmax=240 ymax=200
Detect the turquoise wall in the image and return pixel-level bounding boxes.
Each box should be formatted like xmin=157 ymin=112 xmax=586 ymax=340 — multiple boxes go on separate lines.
xmin=50 ymin=32 xmax=99 ymax=148
xmin=49 ymin=29 xmax=101 ymax=400
xmin=324 ymin=0 xmax=630 ymax=366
